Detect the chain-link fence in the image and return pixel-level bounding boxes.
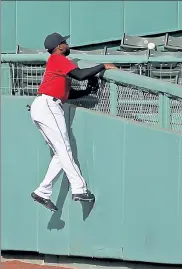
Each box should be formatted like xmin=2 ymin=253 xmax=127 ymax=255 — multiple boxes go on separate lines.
xmin=70 ymin=79 xmax=160 ymax=126
xmin=1 ymin=60 xmax=182 ymax=133
xmin=169 ymin=99 xmax=182 ymax=132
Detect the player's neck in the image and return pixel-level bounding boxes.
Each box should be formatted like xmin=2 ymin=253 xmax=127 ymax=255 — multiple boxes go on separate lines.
xmin=52 ymin=48 xmax=65 ymax=56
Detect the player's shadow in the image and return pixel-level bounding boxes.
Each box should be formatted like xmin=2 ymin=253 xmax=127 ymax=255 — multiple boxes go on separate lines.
xmin=47 ymin=149 xmax=69 ymax=231
xmin=47 ymin=104 xmax=95 ymax=231
xmin=69 ymin=105 xmax=95 ymax=221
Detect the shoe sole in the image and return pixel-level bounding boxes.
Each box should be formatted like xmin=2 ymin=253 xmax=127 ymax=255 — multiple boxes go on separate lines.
xmin=31 ymin=196 xmax=58 ymax=212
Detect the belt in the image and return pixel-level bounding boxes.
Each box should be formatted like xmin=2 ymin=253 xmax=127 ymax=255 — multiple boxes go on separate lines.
xmin=37 ymin=94 xmax=62 ymax=105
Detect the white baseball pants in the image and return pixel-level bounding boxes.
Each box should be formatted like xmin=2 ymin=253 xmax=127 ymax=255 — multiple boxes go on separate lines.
xmin=30 ymin=94 xmax=87 ymax=199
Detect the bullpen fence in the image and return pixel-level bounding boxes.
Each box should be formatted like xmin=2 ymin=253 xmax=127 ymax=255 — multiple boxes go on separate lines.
xmin=1 ymin=53 xmax=182 ymax=133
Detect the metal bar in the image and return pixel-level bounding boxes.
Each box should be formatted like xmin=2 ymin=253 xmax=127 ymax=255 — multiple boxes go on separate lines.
xmin=118 ymin=100 xmax=159 ymax=105
xmin=110 ymin=82 xmax=117 ymax=116
xmin=1 ymin=53 xmax=148 ymax=64
xmin=2 ymin=53 xmax=182 ymax=63
xmin=159 ymin=94 xmax=171 ymax=129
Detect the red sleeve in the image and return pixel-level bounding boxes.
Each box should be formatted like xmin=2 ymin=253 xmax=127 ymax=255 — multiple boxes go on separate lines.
xmin=56 ymin=55 xmax=77 ymax=75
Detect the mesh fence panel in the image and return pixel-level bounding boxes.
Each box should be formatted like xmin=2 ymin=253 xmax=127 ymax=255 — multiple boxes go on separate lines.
xmin=1 ymin=62 xmax=182 ymax=133
xmin=69 ymin=80 xmax=182 ymax=132
xmin=170 ymin=99 xmax=182 ymax=132
xmin=69 ymin=80 xmax=160 ymax=127
xmin=69 ymin=79 xmax=111 ymax=114
xmin=116 ymin=85 xmax=159 ymax=126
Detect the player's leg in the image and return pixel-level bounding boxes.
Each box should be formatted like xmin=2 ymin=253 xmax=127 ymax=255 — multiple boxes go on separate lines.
xmin=40 ymin=98 xmax=94 ymax=201
xmin=30 ymin=123 xmax=62 ymax=211
xmin=33 ymin=153 xmax=62 ymax=198
xmin=31 ymin=154 xmax=61 ymax=211
xmin=33 ymin=122 xmax=62 ymax=199
xmin=30 ymin=95 xmax=94 ymax=202
xmin=36 ymin=120 xmax=94 ymax=200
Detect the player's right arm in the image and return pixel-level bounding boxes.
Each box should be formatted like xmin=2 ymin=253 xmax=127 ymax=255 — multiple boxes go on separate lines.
xmin=55 ymin=55 xmax=118 ymax=81
xmin=68 ymin=63 xmax=117 ymax=81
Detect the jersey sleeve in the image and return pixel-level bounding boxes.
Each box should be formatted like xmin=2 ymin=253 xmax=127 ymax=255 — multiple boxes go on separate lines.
xmin=57 ymin=55 xmax=77 ymax=75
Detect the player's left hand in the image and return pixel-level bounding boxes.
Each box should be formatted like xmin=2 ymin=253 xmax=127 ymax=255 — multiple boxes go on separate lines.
xmin=86 ymin=77 xmax=99 ymax=94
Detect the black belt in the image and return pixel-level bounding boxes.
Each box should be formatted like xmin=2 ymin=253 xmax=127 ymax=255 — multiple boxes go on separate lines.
xmin=37 ymin=94 xmax=62 ymax=105
xmin=27 ymin=94 xmax=62 ymax=112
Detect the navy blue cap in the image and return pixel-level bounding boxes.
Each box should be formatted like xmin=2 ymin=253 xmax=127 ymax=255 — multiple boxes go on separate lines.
xmin=44 ymin=32 xmax=70 ymax=51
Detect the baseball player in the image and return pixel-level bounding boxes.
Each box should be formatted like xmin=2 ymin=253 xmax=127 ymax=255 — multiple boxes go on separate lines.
xmin=30 ymin=32 xmax=117 ymax=212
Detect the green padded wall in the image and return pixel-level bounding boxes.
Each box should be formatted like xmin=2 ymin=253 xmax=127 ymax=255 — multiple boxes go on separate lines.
xmin=121 ymin=124 xmax=182 ymax=263
xmin=2 ymin=1 xmax=182 ymax=53
xmin=124 ymin=1 xmax=179 ymax=35
xmin=2 ymin=96 xmax=182 ymax=264
xmin=69 ymin=1 xmax=124 ymax=46
xmin=1 ymin=1 xmax=123 ymax=52
xmin=179 ymin=2 xmax=182 ymax=29
xmin=16 ymin=1 xmax=70 ymax=49
xmin=1 ymin=1 xmax=17 ymax=53
xmin=1 ymin=97 xmax=38 ymax=251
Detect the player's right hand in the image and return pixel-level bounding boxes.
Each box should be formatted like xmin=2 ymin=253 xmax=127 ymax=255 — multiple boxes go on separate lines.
xmin=104 ymin=63 xmax=118 ymax=70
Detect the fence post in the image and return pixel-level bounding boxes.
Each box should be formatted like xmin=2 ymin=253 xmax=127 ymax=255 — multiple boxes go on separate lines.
xmin=159 ymin=93 xmax=171 ymax=129
xmin=110 ymin=82 xmax=117 ymax=116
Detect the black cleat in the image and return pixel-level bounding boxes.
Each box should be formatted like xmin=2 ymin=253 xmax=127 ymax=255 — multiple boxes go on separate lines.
xmin=31 ymin=192 xmax=58 ymax=212
xmin=72 ymin=191 xmax=95 ymax=202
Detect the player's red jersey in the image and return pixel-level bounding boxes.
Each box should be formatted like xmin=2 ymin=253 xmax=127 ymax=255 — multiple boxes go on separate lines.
xmin=38 ymin=54 xmax=77 ymax=103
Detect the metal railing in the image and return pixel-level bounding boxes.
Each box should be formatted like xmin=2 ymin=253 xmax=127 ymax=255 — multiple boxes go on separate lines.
xmin=1 ymin=53 xmax=182 ymax=133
